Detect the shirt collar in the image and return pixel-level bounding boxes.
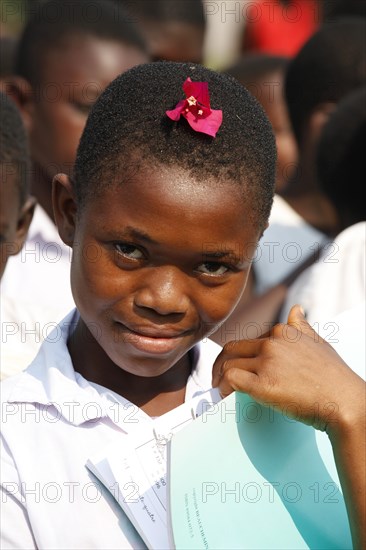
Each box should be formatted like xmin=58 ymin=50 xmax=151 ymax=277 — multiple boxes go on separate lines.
xmin=4 ymin=310 xmax=222 ymax=427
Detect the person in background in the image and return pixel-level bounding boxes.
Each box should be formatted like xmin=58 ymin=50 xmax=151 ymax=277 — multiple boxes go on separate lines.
xmin=247 ymin=18 xmax=365 ymax=295
xmin=226 ymin=54 xmax=298 ymax=194
xmin=118 ymin=0 xmax=206 ymax=63
xmin=282 ymin=18 xmax=366 ymax=236
xmin=281 ymin=87 xmax=366 ymax=326
xmin=1 ymin=0 xmax=149 ymax=317
xmin=0 ymin=92 xmax=34 ymax=282
xmin=210 ymin=19 xmax=366 ymax=344
xmin=0 ymin=91 xmax=45 ymax=379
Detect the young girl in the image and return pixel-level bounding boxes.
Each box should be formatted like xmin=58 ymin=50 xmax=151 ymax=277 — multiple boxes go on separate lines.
xmin=1 ymin=62 xmax=364 ymax=549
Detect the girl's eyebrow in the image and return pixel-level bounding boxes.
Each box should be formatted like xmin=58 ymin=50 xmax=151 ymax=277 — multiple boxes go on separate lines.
xmin=202 ymin=250 xmax=243 ymax=264
xmin=202 ymin=250 xmax=237 ymax=258
xmin=119 ymin=226 xmax=159 ymax=245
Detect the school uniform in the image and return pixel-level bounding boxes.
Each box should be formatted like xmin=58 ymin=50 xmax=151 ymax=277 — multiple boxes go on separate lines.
xmin=0 ymin=309 xmax=222 ymax=549
xmin=321 ymin=300 xmax=366 ymax=381
xmin=253 ymin=194 xmax=327 ymax=295
xmin=0 ymin=294 xmax=61 ymax=380
xmin=281 ymin=222 xmax=366 ymax=325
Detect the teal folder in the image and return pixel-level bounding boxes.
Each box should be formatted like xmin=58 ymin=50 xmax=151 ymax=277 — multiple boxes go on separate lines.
xmin=167 ymin=391 xmax=352 ymax=549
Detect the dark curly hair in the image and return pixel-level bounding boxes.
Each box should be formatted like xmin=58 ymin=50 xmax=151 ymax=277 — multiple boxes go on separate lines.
xmin=73 ymin=61 xmax=276 ymax=229
xmin=0 ymin=92 xmax=30 ymax=204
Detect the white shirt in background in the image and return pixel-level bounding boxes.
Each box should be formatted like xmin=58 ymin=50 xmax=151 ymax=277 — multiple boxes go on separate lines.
xmin=254 ymin=194 xmax=327 ymax=295
xmin=281 ymin=222 xmax=366 ymax=326
xmin=0 ymin=294 xmax=61 ymax=380
xmin=323 ymin=301 xmax=366 ymax=381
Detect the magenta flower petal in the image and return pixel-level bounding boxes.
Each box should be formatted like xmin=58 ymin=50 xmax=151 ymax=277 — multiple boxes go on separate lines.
xmin=166 ymin=99 xmax=186 ymax=121
xmin=166 ymin=77 xmax=223 ymax=137
xmin=183 ymin=78 xmax=210 ymax=108
xmin=185 ymin=109 xmax=223 ymax=138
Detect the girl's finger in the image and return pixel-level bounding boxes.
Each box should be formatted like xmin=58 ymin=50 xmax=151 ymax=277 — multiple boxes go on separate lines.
xmin=287 ymin=304 xmax=326 ymax=343
xmin=214 ymin=337 xmax=264 ymax=363
xmin=212 ymin=356 xmax=258 ymax=390
xmin=217 ymin=363 xmax=258 ymax=399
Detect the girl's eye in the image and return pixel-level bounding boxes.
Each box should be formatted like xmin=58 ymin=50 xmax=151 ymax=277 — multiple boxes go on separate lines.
xmin=197 ymin=262 xmax=229 ymax=276
xmin=114 ymin=243 xmax=144 ymax=260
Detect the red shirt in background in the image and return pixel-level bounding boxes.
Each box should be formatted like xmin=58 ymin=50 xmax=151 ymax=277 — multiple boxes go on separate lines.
xmin=243 ymin=0 xmax=320 ymax=57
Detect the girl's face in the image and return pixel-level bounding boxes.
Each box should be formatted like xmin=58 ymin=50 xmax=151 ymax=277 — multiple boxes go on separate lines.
xmin=55 ymin=164 xmax=263 ymax=378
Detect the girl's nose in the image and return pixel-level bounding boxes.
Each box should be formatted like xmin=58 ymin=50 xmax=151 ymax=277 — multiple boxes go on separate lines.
xmin=134 ymin=266 xmax=190 ymax=316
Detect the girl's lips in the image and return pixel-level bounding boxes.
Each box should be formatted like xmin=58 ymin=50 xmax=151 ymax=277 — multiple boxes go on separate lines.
xmin=114 ymin=322 xmax=190 ymax=355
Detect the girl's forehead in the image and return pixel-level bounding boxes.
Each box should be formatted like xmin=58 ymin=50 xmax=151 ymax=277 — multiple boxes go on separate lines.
xmin=80 ymin=165 xmax=263 ymax=243
xmin=87 ymin=163 xmax=244 ymax=211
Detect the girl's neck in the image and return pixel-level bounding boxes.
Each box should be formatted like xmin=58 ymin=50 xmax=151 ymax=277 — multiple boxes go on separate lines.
xmin=67 ymin=319 xmax=193 ymax=417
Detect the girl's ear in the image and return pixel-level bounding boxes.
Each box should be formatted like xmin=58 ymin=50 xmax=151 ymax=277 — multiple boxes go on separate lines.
xmin=2 ymin=76 xmax=35 ymax=132
xmin=52 ymin=174 xmax=77 ymax=247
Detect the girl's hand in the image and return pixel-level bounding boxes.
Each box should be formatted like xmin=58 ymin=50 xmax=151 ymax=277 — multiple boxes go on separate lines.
xmin=212 ymin=304 xmax=365 ymax=436
xmin=213 ymin=304 xmax=366 ymax=548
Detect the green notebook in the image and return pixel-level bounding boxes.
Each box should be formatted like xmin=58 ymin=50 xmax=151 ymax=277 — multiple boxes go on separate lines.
xmin=167 ymin=391 xmax=352 ymax=549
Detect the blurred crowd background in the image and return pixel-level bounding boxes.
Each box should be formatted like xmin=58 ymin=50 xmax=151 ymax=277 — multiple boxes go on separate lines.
xmin=1 ymin=0 xmax=365 ymax=70
xmin=0 ymin=0 xmax=365 ymax=378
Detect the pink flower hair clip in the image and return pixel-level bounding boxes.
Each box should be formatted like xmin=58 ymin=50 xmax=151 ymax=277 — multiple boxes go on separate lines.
xmin=166 ymin=77 xmax=223 ymax=138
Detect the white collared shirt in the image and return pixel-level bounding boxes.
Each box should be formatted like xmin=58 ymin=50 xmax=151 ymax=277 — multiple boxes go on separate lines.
xmin=0 ymin=310 xmax=222 ymax=549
